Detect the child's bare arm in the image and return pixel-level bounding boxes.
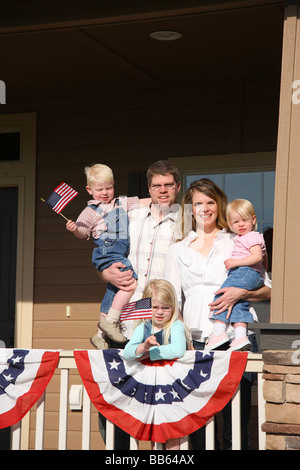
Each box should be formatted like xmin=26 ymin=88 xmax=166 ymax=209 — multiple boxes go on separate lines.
xmin=224 ymin=244 xmax=263 ymax=270
xmin=66 ymin=220 xmax=88 ymax=240
xmin=139 ymin=197 xmax=152 ymax=206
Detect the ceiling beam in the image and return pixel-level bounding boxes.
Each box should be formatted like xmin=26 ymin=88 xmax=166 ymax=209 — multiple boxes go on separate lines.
xmin=75 ymin=29 xmax=159 ymax=85
xmin=0 ymin=0 xmax=282 ymax=35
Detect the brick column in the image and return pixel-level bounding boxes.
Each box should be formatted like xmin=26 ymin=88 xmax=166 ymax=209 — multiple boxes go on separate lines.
xmin=262 ymin=350 xmax=300 ymax=450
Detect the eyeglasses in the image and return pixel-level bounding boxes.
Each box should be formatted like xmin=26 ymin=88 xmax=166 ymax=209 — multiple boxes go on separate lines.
xmin=152 ymin=306 xmax=173 ymax=313
xmin=150 ymin=183 xmax=176 ymax=191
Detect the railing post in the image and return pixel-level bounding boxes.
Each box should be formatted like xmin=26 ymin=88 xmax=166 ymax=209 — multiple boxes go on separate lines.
xmin=129 ymin=436 xmax=139 ymax=450
xmin=106 ymin=420 xmax=115 ymax=450
xmin=58 ymin=368 xmax=69 ymax=450
xmin=35 ymin=392 xmax=46 ymax=449
xmin=205 ymin=416 xmax=215 ymax=450
xmin=11 ymin=422 xmax=21 ymax=450
xmin=179 ymin=435 xmax=189 ymax=449
xmin=231 ymin=385 xmax=241 ymax=450
xmin=257 ymin=372 xmax=266 ymax=450
xmin=81 ymin=388 xmax=91 ymax=450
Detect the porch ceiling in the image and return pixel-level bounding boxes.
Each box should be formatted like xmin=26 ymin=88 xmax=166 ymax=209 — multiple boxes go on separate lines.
xmin=0 ymin=0 xmax=284 ymax=100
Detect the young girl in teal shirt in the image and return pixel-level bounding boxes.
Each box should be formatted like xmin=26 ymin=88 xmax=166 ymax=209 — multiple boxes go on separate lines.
xmin=123 ymin=279 xmax=191 ymax=449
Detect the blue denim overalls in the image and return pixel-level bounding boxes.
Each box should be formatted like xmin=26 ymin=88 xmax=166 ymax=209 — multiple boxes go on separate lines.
xmin=143 ymin=320 xmax=166 ymax=345
xmin=90 ymin=198 xmax=138 ymax=313
xmin=210 ymin=266 xmax=264 ymax=324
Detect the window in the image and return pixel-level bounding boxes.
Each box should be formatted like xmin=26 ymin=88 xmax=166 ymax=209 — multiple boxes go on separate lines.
xmin=0 ymin=131 xmax=21 ymax=162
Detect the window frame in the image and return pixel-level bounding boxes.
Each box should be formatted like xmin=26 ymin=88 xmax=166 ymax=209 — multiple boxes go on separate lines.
xmin=170 ymin=152 xmax=276 ymax=202
xmin=0 ymin=127 xmax=22 ymax=162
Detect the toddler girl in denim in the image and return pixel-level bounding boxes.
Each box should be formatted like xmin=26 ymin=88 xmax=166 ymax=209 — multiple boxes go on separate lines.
xmin=206 ymin=199 xmax=268 ymax=352
xmin=66 ymin=164 xmax=150 ymax=348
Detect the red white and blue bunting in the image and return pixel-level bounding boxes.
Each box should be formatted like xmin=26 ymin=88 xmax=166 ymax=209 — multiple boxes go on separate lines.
xmin=0 ymin=349 xmax=60 ymax=429
xmin=74 ymin=349 xmax=248 ymax=443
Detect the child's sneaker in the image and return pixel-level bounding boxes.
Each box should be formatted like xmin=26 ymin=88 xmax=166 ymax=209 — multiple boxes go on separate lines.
xmin=98 ymin=318 xmax=127 ymax=343
xmin=229 ymin=337 xmax=251 ymax=351
xmin=205 ymin=332 xmax=229 ymax=350
xmin=90 ymin=333 xmax=109 ymax=350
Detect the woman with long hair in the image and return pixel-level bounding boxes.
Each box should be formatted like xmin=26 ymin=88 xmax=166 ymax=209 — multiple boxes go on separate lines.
xmin=165 ymin=178 xmax=271 ymax=350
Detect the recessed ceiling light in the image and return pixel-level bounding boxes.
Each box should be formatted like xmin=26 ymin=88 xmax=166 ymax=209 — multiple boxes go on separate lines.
xmin=150 ymin=31 xmax=182 ymax=41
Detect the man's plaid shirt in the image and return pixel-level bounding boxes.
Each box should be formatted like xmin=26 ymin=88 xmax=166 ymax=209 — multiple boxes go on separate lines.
xmin=122 ymin=203 xmax=180 ymax=338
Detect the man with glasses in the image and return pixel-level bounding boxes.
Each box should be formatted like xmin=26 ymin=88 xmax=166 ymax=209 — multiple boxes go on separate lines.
xmin=99 ymin=160 xmax=181 ymax=449
xmin=101 ymin=160 xmax=181 ymax=340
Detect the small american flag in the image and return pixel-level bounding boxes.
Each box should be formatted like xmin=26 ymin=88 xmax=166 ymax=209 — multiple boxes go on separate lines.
xmin=120 ymin=297 xmax=152 ymax=321
xmin=45 ymin=182 xmax=78 ymax=214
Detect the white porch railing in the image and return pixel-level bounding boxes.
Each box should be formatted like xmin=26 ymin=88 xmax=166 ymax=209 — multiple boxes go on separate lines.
xmin=10 ymin=351 xmax=265 ymax=450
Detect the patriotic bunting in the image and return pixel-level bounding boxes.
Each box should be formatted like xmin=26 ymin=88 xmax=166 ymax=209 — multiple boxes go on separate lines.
xmin=120 ymin=297 xmax=152 ymax=322
xmin=45 ymin=182 xmax=78 ymax=214
xmin=74 ymin=349 xmax=248 ymax=443
xmin=0 ymin=349 xmax=60 ymax=429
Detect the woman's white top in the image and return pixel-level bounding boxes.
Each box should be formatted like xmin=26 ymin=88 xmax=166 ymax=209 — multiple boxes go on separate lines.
xmin=164 ymin=230 xmax=271 ymax=342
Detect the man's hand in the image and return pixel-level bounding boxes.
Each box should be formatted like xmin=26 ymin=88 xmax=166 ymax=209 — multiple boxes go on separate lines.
xmin=100 ymin=262 xmax=135 ymax=291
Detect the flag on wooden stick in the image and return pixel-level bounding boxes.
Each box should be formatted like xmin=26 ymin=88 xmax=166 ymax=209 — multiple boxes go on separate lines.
xmin=41 ymin=182 xmax=78 ymax=221
xmin=120 ymin=297 xmax=152 ymax=322
xmin=45 ymin=182 xmax=78 ymax=213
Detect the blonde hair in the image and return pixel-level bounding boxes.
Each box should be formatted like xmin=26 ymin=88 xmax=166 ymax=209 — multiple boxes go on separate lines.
xmin=227 ymin=199 xmax=257 ymax=231
xmin=84 ymin=164 xmax=114 ymax=186
xmin=142 ymin=279 xmax=191 ymax=346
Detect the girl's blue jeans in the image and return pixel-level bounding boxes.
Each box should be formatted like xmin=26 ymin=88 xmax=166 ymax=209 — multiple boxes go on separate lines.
xmin=210 ymin=266 xmax=264 ymax=324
